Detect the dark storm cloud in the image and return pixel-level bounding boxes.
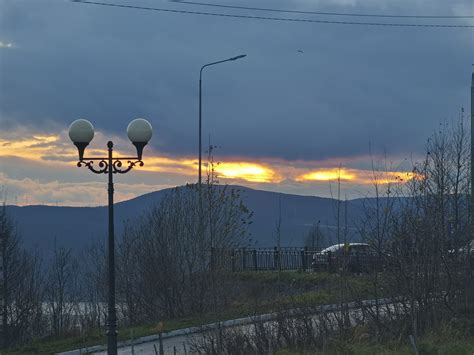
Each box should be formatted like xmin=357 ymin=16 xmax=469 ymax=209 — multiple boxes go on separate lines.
xmin=0 ymin=0 xmax=472 ymax=162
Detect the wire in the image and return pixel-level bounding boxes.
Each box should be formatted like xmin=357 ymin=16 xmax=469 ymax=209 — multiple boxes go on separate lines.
xmin=71 ymin=1 xmax=474 ymax=28
xmin=169 ymin=0 xmax=474 ymax=19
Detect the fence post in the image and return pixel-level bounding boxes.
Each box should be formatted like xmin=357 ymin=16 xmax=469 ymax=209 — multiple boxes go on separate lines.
xmin=231 ymin=249 xmax=235 ymax=272
xmin=305 ymin=246 xmax=309 ymax=271
xmin=274 ymin=246 xmax=279 ymax=271
xmin=356 ymin=251 xmax=361 ymax=273
xmin=301 ymin=247 xmax=306 ymax=271
xmin=242 ymin=247 xmax=247 ymax=270
xmin=327 ymin=250 xmax=332 ymax=272
xmin=210 ymin=247 xmax=215 ymax=271
xmin=253 ymin=249 xmax=258 ymax=271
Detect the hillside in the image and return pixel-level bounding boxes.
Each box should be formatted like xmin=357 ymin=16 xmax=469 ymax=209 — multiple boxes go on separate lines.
xmin=7 ymin=185 xmax=366 ymax=255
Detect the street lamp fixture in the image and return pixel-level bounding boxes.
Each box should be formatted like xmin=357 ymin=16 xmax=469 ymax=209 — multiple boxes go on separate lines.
xmin=229 ymin=54 xmax=247 ymax=61
xmin=69 ymin=119 xmax=94 ymax=161
xmin=69 ymin=118 xmax=152 ymax=355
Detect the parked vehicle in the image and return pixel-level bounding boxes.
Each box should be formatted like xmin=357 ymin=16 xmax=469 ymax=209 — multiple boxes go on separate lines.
xmin=448 ymin=240 xmax=473 ymax=257
xmin=449 ymin=240 xmax=474 ymax=266
xmin=459 ymin=240 xmax=474 ymax=254
xmin=312 ymin=243 xmax=378 ymax=272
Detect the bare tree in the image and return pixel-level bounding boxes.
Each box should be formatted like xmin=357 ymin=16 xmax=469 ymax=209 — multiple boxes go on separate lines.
xmin=0 ymin=204 xmax=43 ymax=347
xmin=356 ymin=155 xmax=398 ymax=339
xmin=79 ymin=239 xmax=107 ymax=331
xmin=304 ymin=220 xmax=325 ymax=250
xmin=116 ymin=169 xmax=252 ymax=324
xmin=45 ymin=240 xmax=80 ymax=336
xmin=362 ymin=117 xmax=474 ymax=343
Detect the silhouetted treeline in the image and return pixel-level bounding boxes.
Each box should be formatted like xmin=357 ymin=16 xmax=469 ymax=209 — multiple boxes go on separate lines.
xmin=0 ymin=176 xmax=254 ymax=348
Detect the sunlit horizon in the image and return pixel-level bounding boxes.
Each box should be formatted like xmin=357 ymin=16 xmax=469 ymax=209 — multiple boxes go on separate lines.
xmin=0 ymin=128 xmax=421 ymax=206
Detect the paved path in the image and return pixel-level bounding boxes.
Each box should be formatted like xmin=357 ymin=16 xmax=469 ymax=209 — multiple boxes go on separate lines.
xmin=95 ymin=333 xmax=191 ymax=355
xmin=59 ymin=299 xmax=393 ymax=355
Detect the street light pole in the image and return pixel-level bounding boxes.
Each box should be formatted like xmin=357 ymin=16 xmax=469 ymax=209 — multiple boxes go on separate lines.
xmin=198 ymin=54 xmax=247 ymax=186
xmin=106 ymin=140 xmax=117 ymax=354
xmin=69 ymin=119 xmax=153 ymax=355
xmin=471 ymin=72 xmax=474 ymax=219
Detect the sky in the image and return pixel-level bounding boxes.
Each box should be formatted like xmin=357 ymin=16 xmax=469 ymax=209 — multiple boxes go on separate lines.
xmin=0 ymin=0 xmax=473 ymax=206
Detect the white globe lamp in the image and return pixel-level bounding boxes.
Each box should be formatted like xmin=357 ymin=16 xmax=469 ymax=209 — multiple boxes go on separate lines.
xmin=127 ymin=118 xmax=153 ymax=160
xmin=69 ymin=119 xmax=94 ymax=160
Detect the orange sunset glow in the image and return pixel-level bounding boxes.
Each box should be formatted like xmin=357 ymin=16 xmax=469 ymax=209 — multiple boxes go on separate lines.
xmin=0 ymin=131 xmax=418 ymax=188
xmin=297 ymin=169 xmax=356 ymax=182
xmin=0 ymin=134 xmax=61 ymax=160
xmin=214 ymin=162 xmax=282 ymax=183
xmin=375 ymin=171 xmax=420 ymax=184
xmin=296 ymin=168 xmax=418 ymax=185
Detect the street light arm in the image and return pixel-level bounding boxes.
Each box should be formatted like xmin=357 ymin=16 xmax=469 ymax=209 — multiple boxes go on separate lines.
xmin=80 ymin=156 xmax=142 ymax=161
xmin=112 ymin=159 xmax=144 ymax=174
xmin=200 ymin=59 xmax=230 ymax=77
xmin=77 ymin=157 xmax=144 ymax=174
xmin=199 ymin=54 xmax=247 ymax=80
xmin=200 ymin=61 xmax=223 ymax=80
xmin=78 ymin=159 xmax=109 ymax=174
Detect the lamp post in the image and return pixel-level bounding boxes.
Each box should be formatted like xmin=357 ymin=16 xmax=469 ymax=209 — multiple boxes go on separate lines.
xmin=198 ymin=54 xmax=246 ymax=186
xmin=471 ymin=72 xmax=474 ymax=221
xmin=68 ymin=118 xmax=153 ymax=355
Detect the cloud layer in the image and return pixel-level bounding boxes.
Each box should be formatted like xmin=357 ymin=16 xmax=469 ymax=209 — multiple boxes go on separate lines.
xmin=0 ymin=0 xmax=472 ymax=205
xmin=0 ymin=127 xmax=417 ymax=205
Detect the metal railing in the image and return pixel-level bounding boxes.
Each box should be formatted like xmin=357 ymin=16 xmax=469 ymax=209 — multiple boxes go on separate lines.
xmin=210 ymin=247 xmax=382 ymax=272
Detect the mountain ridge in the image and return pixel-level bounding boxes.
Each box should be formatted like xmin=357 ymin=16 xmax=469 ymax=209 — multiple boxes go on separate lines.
xmin=6 ymin=185 xmax=366 ymax=256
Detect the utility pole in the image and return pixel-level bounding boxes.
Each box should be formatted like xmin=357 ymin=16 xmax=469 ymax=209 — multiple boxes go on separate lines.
xmin=471 ymin=71 xmax=474 ymax=220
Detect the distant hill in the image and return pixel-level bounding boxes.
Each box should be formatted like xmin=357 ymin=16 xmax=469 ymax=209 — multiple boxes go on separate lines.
xmin=6 ymin=185 xmax=368 ymax=256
